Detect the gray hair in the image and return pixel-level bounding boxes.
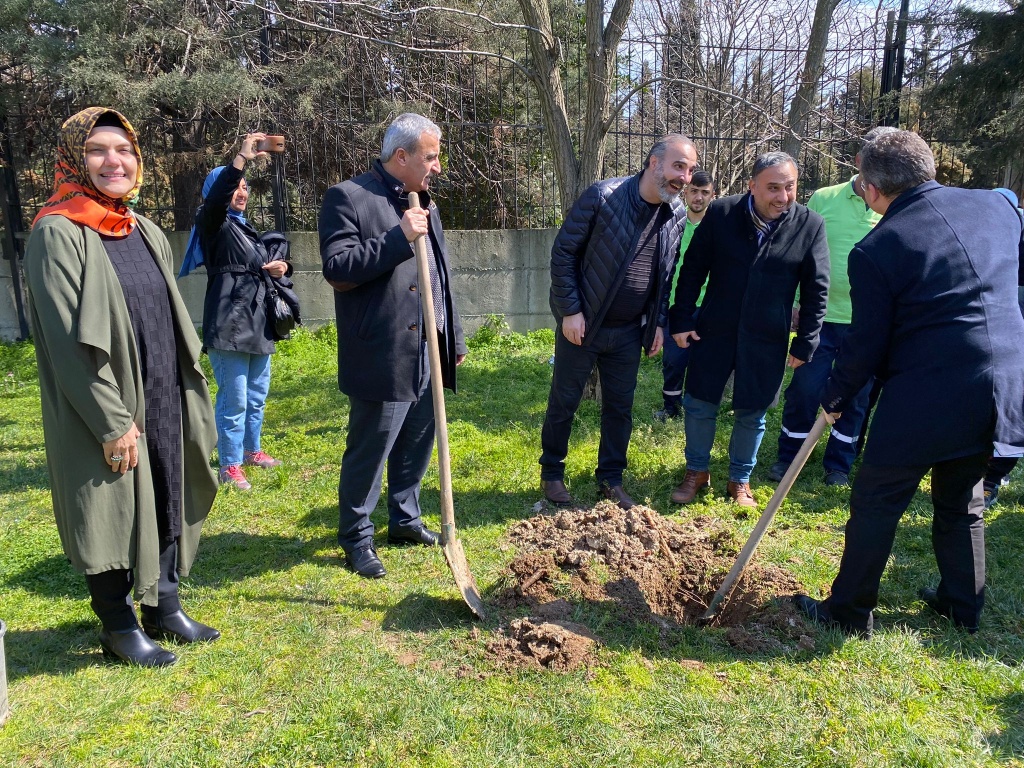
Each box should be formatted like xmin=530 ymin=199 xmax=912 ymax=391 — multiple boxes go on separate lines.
xmin=645 ymin=133 xmax=695 ymax=167
xmin=752 ymin=151 xmax=798 ymax=179
xmin=381 ymin=113 xmax=441 ymax=162
xmin=861 ymin=126 xmax=899 ymax=151
xmin=859 ymin=130 xmax=935 ymax=197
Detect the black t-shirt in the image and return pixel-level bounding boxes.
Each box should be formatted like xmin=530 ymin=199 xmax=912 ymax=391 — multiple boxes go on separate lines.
xmin=603 ymin=202 xmax=663 ymax=326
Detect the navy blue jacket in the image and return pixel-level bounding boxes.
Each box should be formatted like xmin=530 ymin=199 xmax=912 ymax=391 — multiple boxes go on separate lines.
xmin=549 ymin=173 xmax=687 ymax=352
xmin=319 ymin=161 xmax=466 ymax=402
xmin=669 ymin=193 xmax=830 ymax=410
xmin=822 ymin=181 xmax=1024 ymax=466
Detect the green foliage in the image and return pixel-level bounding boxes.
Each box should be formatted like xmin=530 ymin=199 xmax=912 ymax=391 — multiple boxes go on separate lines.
xmin=923 ymin=4 xmax=1024 ymax=187
xmin=2 ymin=331 xmax=1024 ymax=765
xmin=468 ymin=315 xmax=554 ymax=352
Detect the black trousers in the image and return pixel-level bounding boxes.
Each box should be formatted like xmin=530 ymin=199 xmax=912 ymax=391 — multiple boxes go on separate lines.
xmin=539 ymin=321 xmax=643 ymax=486
xmin=84 ymin=539 xmax=183 ymax=631
xmin=823 ymin=451 xmax=988 ymax=632
xmin=337 ymin=344 xmax=435 ymax=553
xmin=985 ymin=455 xmax=1019 ymax=485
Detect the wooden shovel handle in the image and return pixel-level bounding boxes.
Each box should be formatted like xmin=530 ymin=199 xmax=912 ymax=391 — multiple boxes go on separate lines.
xmin=408 ymin=192 xmax=456 ymax=544
xmin=701 ymin=411 xmax=830 ymax=622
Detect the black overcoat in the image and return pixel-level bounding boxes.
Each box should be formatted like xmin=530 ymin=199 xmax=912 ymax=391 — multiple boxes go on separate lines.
xmin=822 ymin=181 xmax=1024 ymax=466
xmin=319 ymin=161 xmax=467 ymax=402
xmin=668 ymin=193 xmax=830 ymax=410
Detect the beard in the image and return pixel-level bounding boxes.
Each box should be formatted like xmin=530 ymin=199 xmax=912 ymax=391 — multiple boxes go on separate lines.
xmin=656 ymin=172 xmax=683 ymax=204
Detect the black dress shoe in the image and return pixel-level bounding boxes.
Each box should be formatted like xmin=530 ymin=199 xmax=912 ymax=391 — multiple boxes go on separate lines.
xmin=142 ymin=609 xmax=221 ymax=644
xmin=541 ymin=479 xmax=574 ymax=505
xmin=598 ymin=481 xmax=636 ymax=511
xmin=792 ymin=594 xmax=872 ymax=638
xmin=99 ymin=627 xmax=177 ymax=667
xmin=387 ymin=524 xmax=440 ymax=547
xmin=345 ymin=545 xmax=387 ymax=578
xmin=918 ymin=587 xmax=979 ymax=633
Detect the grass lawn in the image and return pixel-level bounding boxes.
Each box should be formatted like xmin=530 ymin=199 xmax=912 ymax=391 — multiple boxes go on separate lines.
xmin=1 ymin=325 xmax=1023 ymax=767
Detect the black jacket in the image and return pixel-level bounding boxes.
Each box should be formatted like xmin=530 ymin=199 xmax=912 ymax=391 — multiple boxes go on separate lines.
xmin=319 ymin=161 xmax=467 ymax=402
xmin=823 ymin=181 xmax=1024 ymax=466
xmin=669 ymin=193 xmax=829 ymax=410
xmin=198 ymin=164 xmax=291 ymax=355
xmin=549 ymin=173 xmax=687 ymax=351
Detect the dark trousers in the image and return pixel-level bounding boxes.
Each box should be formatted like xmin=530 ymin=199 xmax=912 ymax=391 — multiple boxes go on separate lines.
xmin=84 ymin=539 xmax=183 ymax=632
xmin=338 ymin=347 xmax=435 ymax=553
xmin=540 ymin=321 xmax=643 ymax=486
xmin=661 ymin=314 xmax=698 ymax=413
xmin=823 ymin=451 xmax=988 ymax=631
xmin=986 ymin=455 xmax=1019 ymax=485
xmin=777 ymin=321 xmax=873 ymax=475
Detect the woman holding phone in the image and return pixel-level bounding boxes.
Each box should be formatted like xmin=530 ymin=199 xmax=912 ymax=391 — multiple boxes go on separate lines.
xmin=183 ymin=132 xmax=291 ymax=490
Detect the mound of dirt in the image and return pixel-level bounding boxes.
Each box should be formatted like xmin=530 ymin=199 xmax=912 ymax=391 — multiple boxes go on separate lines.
xmin=486 ymin=501 xmax=815 ymax=668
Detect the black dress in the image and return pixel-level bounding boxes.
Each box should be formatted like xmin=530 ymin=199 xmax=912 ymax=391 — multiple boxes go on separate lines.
xmin=102 ymin=228 xmax=183 ymax=541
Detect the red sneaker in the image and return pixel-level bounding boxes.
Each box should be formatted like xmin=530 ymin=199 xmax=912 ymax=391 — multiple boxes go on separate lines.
xmin=219 ymin=465 xmax=252 ymax=491
xmin=243 ymin=450 xmax=282 ymax=469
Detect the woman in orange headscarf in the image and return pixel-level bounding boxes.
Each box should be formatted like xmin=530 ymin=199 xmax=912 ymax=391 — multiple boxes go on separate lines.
xmin=24 ymin=107 xmax=220 ymax=667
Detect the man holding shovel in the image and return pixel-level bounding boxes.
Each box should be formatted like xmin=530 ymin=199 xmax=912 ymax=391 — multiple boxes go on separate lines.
xmin=319 ymin=113 xmax=468 ymax=579
xmin=794 ymin=131 xmax=1024 ymax=635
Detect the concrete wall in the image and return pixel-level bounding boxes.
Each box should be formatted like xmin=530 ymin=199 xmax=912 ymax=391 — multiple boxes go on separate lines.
xmin=1 ymin=228 xmax=560 ymax=342
xmin=0 ymin=249 xmax=29 ymax=342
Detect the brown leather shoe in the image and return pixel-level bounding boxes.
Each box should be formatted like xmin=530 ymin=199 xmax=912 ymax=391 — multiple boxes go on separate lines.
xmin=598 ymin=482 xmax=635 ymax=510
xmin=727 ymin=480 xmax=758 ymax=508
xmin=670 ymin=470 xmax=711 ymax=504
xmin=541 ymin=479 xmax=573 ymax=505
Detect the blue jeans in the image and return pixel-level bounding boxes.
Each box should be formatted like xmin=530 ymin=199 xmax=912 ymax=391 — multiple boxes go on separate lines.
xmin=683 ymin=393 xmax=767 ymax=483
xmin=208 ymin=349 xmax=272 ymax=468
xmin=776 ymin=321 xmax=872 ymax=475
xmin=540 ymin=322 xmax=643 ymax=486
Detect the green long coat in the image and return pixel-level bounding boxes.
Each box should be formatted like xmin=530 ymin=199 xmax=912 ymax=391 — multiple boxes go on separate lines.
xmin=24 ymin=214 xmax=218 ymax=607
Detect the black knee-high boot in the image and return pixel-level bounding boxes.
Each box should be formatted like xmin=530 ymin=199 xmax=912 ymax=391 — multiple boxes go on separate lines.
xmin=140 ymin=539 xmax=220 ymax=643
xmin=84 ymin=568 xmax=137 ymax=632
xmin=85 ymin=568 xmax=177 ymax=667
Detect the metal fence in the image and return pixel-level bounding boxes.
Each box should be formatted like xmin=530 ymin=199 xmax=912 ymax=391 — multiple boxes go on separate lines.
xmin=0 ymin=8 xmax=994 ymax=237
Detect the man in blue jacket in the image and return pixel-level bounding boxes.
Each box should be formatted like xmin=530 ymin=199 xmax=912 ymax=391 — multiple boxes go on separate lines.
xmin=795 ymin=131 xmax=1024 ymax=635
xmin=540 ymin=134 xmax=698 ymax=510
xmin=319 ymin=113 xmax=468 ymax=579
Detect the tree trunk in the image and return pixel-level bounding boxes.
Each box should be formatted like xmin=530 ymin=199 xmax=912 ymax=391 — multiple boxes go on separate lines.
xmin=517 ymin=0 xmax=580 ymax=216
xmin=782 ymin=0 xmax=843 ymax=159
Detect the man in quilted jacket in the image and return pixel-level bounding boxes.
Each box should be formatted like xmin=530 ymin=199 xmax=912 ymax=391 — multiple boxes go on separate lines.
xmin=539 ymin=134 xmax=698 ymax=510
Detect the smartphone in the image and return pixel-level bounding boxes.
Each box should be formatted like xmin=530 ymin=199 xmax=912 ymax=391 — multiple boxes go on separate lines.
xmin=257 ymin=135 xmax=286 ymax=153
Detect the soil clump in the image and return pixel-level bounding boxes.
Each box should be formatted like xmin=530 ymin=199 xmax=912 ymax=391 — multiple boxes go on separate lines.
xmin=486 ymin=501 xmax=816 ymax=670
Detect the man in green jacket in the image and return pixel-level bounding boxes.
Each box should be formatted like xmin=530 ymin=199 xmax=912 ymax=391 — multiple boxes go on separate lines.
xmin=656 ymin=169 xmax=716 ymax=421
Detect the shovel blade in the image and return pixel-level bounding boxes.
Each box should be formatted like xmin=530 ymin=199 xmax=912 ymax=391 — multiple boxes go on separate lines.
xmin=442 ymin=538 xmax=486 ymax=620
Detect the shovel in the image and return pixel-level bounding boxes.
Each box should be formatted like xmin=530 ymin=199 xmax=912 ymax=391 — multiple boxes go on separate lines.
xmin=408 ymin=192 xmax=486 ymax=620
xmin=700 ymin=411 xmax=830 ymax=624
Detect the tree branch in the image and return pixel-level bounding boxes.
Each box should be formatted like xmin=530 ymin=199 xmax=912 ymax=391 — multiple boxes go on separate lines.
xmin=246 ymin=1 xmax=532 ymax=77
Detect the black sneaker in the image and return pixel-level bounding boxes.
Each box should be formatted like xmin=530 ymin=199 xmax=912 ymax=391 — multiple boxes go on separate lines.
xmin=768 ymin=461 xmax=790 ymax=482
xmin=824 ymin=471 xmax=850 ymax=487
xmin=983 ymin=481 xmax=999 ymax=510
xmin=654 ymin=407 xmax=681 ymax=423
